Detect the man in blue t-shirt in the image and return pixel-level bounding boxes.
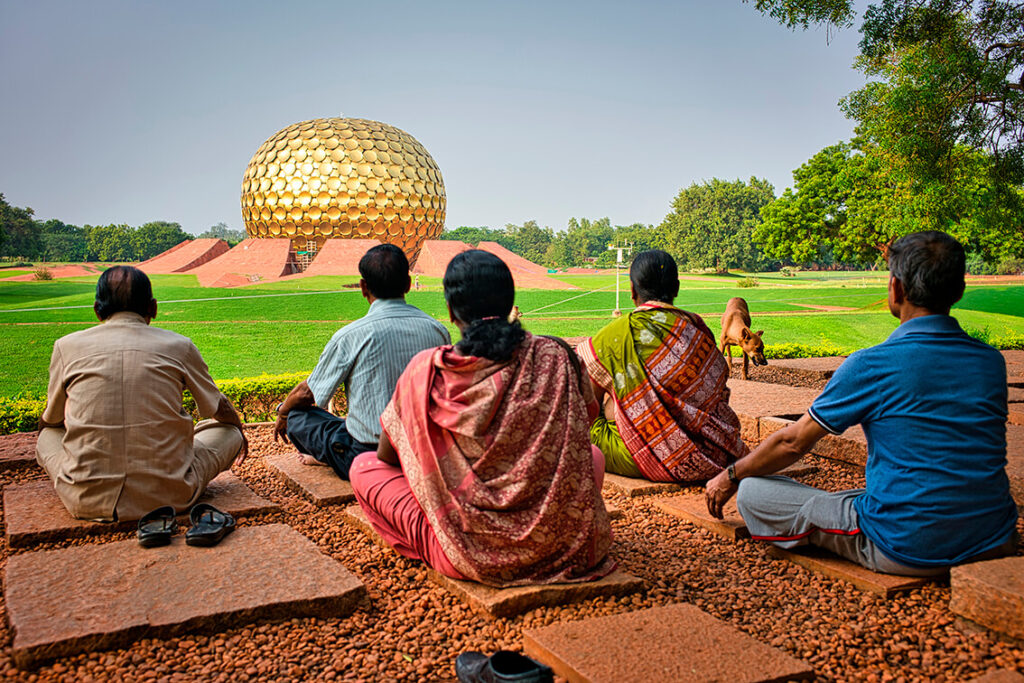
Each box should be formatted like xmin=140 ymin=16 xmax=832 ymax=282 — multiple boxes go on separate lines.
xmin=705 ymin=231 xmax=1018 ymax=575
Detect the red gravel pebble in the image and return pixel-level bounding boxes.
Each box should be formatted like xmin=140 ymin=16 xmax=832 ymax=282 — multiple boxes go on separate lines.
xmin=0 ymin=424 xmax=1020 ymax=682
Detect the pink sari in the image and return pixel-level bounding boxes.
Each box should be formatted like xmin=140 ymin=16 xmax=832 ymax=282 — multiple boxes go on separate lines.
xmin=380 ymin=334 xmax=615 ymax=586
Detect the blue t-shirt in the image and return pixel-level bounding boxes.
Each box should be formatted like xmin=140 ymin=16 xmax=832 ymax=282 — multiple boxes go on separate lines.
xmin=808 ymin=315 xmax=1017 ymax=567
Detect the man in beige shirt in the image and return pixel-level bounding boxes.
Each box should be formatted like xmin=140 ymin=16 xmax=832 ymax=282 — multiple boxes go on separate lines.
xmin=36 ymin=266 xmax=247 ymax=522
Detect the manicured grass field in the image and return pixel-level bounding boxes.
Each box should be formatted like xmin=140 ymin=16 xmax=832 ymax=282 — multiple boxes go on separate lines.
xmin=1 ymin=271 xmax=1021 ymax=397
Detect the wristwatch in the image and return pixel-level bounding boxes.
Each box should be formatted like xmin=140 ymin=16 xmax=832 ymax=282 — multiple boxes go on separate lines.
xmin=276 ymin=402 xmax=286 ymax=417
xmin=726 ymin=463 xmax=739 ymax=484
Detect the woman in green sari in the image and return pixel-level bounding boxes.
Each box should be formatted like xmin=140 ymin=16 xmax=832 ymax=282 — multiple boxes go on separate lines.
xmin=578 ymin=250 xmax=747 ymax=482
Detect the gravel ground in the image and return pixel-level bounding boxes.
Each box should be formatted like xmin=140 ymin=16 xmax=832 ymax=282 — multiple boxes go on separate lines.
xmin=0 ymin=426 xmax=1021 ymax=682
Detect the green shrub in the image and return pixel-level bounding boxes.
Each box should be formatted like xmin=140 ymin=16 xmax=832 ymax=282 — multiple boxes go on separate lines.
xmin=737 ymin=277 xmax=759 ymax=288
xmin=765 ymin=341 xmax=848 ymax=359
xmin=995 ymin=258 xmax=1024 ymax=276
xmin=0 ymin=395 xmax=46 ymax=434
xmin=1 ymin=371 xmax=329 ymax=435
xmin=963 ymin=326 xmax=1024 ymax=350
xmin=183 ymin=371 xmax=313 ymax=423
xmin=33 ymin=267 xmax=53 ymax=281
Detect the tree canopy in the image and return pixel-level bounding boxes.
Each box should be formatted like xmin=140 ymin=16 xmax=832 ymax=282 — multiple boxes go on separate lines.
xmin=746 ymin=0 xmax=1024 ymax=238
xmin=658 ymin=178 xmax=775 ymax=272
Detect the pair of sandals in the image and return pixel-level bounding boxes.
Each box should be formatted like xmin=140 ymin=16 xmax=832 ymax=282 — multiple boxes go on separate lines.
xmin=137 ymin=503 xmax=235 ymax=548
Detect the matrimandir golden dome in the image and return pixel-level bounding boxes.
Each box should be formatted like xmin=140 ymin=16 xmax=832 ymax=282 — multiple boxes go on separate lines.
xmin=240 ymin=117 xmax=446 ymax=265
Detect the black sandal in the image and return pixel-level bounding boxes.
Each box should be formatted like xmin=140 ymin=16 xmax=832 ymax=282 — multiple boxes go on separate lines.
xmin=137 ymin=506 xmax=177 ymax=548
xmin=185 ymin=503 xmax=236 ymax=547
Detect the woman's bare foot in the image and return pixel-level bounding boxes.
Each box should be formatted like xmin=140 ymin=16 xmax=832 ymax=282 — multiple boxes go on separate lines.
xmin=295 ymin=453 xmax=327 ymax=467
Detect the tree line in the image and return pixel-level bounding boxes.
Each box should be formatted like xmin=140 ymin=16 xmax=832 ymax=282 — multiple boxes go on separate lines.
xmin=3 ymin=2 xmax=1021 ymax=273
xmin=0 ymin=196 xmax=245 ymax=263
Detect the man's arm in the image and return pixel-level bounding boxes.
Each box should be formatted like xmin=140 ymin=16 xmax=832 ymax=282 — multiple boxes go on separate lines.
xmin=273 ymin=380 xmax=316 ymax=444
xmin=705 ymin=412 xmax=828 ymax=519
xmin=212 ymin=395 xmax=249 ymax=464
xmin=39 ymin=344 xmax=67 ymax=430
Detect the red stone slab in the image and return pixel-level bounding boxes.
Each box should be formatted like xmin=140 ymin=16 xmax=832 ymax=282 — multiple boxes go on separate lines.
xmin=603 ymin=500 xmax=622 ymax=520
xmin=950 ymin=557 xmax=1024 ymax=642
xmin=654 ymin=494 xmax=749 ymax=541
xmin=602 ymin=473 xmax=681 ymax=497
xmin=522 ymin=603 xmax=814 ymax=683
xmin=968 ymin=669 xmax=1024 ymax=683
xmin=4 ymin=472 xmax=278 ymax=548
xmin=1008 ymin=424 xmax=1024 ymax=510
xmin=265 ymin=452 xmax=354 ymax=506
xmin=432 ymin=569 xmax=643 ymax=620
xmin=727 ymin=379 xmax=819 ymax=420
xmin=0 ymin=432 xmax=39 ymax=472
xmin=1009 ymin=402 xmax=1024 ymax=427
xmin=767 ymin=546 xmax=938 ymax=597
xmin=5 ymin=524 xmax=366 ymax=668
xmin=343 ymin=505 xmax=642 ymax=618
xmin=758 ymin=416 xmax=868 ymax=467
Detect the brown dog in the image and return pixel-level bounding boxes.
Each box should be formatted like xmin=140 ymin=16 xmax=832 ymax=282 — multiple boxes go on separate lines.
xmin=720 ymin=297 xmax=767 ymax=380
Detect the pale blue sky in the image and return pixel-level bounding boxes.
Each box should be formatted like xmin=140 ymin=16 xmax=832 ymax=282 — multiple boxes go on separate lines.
xmin=0 ymin=0 xmax=866 ymax=235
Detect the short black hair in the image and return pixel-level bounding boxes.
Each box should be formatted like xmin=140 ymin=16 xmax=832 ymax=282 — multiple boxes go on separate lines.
xmin=358 ymin=244 xmax=410 ymax=299
xmin=630 ymin=250 xmax=680 ymax=304
xmin=444 ymin=250 xmax=524 ymax=362
xmin=95 ymin=266 xmax=154 ymax=319
xmin=887 ymin=231 xmax=965 ymax=312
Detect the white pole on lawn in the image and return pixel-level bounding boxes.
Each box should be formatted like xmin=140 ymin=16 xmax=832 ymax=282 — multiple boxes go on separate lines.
xmin=608 ymin=243 xmax=633 ymax=318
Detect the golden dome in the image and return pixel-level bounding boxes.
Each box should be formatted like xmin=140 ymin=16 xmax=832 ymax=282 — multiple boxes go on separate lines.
xmin=241 ymin=117 xmax=446 ymax=264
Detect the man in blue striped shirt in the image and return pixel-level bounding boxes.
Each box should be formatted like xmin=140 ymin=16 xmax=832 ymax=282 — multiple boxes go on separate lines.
xmin=273 ymin=244 xmax=450 ymax=480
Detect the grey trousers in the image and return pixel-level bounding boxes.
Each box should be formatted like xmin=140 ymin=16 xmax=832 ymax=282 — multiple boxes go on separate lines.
xmin=735 ymin=475 xmax=950 ymax=577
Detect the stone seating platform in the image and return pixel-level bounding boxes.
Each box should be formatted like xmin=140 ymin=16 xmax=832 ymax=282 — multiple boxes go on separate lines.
xmin=950 ymin=556 xmax=1024 ymax=643
xmin=4 ymin=524 xmax=366 ymax=668
xmin=522 ymin=602 xmax=814 ymax=682
xmin=1008 ymin=424 xmax=1024 ymax=509
xmin=968 ymin=670 xmax=1024 ymax=683
xmin=726 ymin=379 xmax=819 ymax=442
xmin=342 ymin=505 xmax=643 ymax=618
xmin=0 ymin=431 xmax=39 ymax=472
xmin=767 ymin=546 xmax=937 ymax=597
xmin=4 ymin=472 xmax=279 ymax=548
xmin=758 ymin=415 xmax=869 ymax=467
xmin=265 ymin=453 xmax=355 ymax=506
xmin=654 ymin=494 xmax=749 ymax=541
xmin=602 ymin=473 xmax=680 ymax=497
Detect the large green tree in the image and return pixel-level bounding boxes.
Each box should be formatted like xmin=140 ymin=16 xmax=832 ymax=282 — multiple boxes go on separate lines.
xmin=505 ymin=220 xmax=555 ymax=265
xmin=757 ymin=141 xmax=1024 ymax=263
xmin=659 ymin=178 xmax=775 ymax=272
xmin=38 ymin=219 xmax=87 ymax=262
xmin=746 ymin=0 xmax=1024 ymax=231
xmin=133 ymin=221 xmax=189 ymax=260
xmin=563 ymin=217 xmax=615 ymax=267
xmin=0 ymin=194 xmax=40 ymax=259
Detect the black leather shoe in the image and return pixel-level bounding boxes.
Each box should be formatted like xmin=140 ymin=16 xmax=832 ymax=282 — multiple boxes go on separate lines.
xmin=455 ymin=650 xmax=554 ymax=683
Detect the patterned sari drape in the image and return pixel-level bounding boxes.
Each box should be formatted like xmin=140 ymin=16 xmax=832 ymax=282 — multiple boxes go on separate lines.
xmin=578 ymin=303 xmax=747 ymax=482
xmin=381 ymin=334 xmax=615 ymax=587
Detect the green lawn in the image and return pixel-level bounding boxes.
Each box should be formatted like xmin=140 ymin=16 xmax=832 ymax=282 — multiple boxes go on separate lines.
xmin=1 ymin=273 xmax=1021 ymax=397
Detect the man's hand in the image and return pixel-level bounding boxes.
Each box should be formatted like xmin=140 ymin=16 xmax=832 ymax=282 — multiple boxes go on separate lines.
xmin=234 ymin=432 xmax=250 ymax=466
xmin=705 ymin=469 xmax=738 ymax=520
xmin=273 ymin=413 xmax=290 ymax=445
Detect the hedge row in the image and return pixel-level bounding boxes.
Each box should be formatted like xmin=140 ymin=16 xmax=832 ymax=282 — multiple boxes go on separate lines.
xmin=0 ymin=372 xmax=346 ymax=436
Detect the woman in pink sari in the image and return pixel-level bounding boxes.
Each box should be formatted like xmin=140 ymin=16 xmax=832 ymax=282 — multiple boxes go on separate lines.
xmin=350 ymin=250 xmax=614 ymax=587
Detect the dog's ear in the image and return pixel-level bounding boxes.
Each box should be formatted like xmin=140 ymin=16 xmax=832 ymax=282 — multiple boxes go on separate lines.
xmin=741 ymin=328 xmax=751 ymax=341
xmin=756 ymin=330 xmax=764 ymax=338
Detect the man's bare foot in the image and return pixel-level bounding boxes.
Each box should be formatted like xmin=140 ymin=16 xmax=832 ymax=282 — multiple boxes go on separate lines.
xmin=295 ymin=453 xmax=327 ymax=467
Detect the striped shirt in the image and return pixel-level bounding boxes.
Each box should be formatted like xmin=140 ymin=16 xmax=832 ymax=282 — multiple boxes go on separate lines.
xmin=307 ymin=298 xmax=450 ymax=444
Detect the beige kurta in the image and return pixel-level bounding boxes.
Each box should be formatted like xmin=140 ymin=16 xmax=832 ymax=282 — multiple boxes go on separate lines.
xmin=38 ymin=312 xmax=228 ymax=521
